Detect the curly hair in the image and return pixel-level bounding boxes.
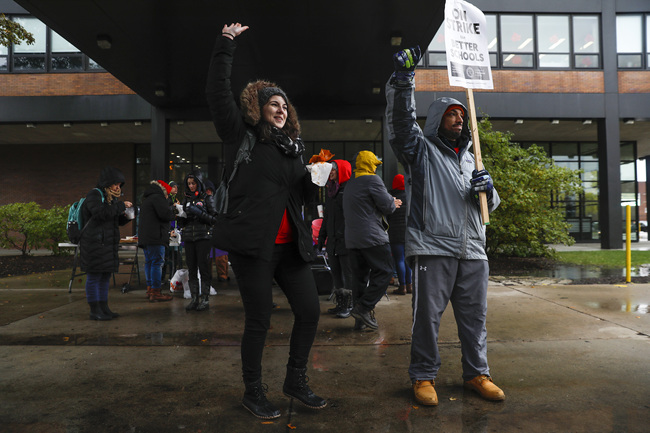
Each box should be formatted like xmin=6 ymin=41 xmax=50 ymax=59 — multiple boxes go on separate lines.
xmin=239 ymin=80 xmax=301 ymax=140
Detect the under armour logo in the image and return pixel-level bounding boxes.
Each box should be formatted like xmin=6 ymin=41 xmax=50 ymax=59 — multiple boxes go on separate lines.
xmin=419 ymin=266 xmax=427 ymax=271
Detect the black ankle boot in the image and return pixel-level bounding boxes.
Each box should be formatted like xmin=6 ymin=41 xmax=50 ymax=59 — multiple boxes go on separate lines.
xmin=242 ymin=379 xmax=281 ymax=419
xmin=196 ymin=293 xmax=209 ymax=311
xmin=327 ymin=290 xmax=343 ymax=314
xmin=89 ymin=302 xmax=112 ymax=321
xmin=185 ymin=295 xmax=199 ymax=311
xmin=335 ymin=290 xmax=352 ymax=318
xmin=99 ymin=300 xmax=119 ymax=318
xmin=283 ymin=366 xmax=327 ymax=409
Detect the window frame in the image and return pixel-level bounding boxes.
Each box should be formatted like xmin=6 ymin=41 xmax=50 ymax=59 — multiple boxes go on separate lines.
xmin=0 ymin=14 xmax=105 ymax=74
xmin=424 ymin=12 xmax=602 ymax=71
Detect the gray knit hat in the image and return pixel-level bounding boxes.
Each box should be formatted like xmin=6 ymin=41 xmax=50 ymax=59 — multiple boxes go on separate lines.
xmin=258 ymin=87 xmax=288 ymax=110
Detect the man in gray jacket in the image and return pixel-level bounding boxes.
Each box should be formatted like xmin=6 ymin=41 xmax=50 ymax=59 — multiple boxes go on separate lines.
xmin=342 ymin=150 xmax=401 ymax=330
xmin=385 ymin=46 xmax=505 ymax=406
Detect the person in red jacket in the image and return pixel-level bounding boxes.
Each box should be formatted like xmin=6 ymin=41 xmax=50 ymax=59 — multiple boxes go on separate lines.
xmin=388 ymin=174 xmax=412 ymax=295
xmin=317 ymin=159 xmax=353 ymax=317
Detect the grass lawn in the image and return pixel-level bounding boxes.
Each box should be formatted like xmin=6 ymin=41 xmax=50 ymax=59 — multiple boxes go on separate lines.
xmin=556 ymin=250 xmax=650 ymax=268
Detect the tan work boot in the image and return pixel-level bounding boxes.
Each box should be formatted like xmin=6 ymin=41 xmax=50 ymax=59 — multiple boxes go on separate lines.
xmin=405 ymin=283 xmax=412 ymax=294
xmin=145 ymin=286 xmax=153 ymax=299
xmin=149 ymin=288 xmax=173 ymax=302
xmin=391 ymin=285 xmax=407 ymax=295
xmin=413 ymin=380 xmax=438 ymax=406
xmin=463 ymin=375 xmax=505 ymax=401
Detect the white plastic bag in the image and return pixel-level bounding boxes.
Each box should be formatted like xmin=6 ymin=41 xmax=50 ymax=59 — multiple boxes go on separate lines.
xmin=175 ymin=203 xmax=186 ymax=218
xmin=170 ymin=269 xmax=189 ymax=294
xmin=308 ymin=162 xmax=333 ymax=187
xmin=169 ymin=229 xmax=181 ymax=247
xmin=173 ymin=270 xmax=217 ymax=298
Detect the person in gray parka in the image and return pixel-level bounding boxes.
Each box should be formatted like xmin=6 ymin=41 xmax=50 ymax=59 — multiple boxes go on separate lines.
xmin=342 ymin=150 xmax=401 ymax=331
xmin=385 ymin=46 xmax=505 ymax=406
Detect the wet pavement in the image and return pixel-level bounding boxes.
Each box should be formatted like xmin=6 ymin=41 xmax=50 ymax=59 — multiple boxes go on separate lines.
xmin=0 ymin=265 xmax=649 ymax=432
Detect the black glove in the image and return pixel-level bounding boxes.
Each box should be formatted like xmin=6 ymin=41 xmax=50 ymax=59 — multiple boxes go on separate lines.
xmin=389 ymin=46 xmax=422 ymax=87
xmin=470 ymin=169 xmax=494 ymax=204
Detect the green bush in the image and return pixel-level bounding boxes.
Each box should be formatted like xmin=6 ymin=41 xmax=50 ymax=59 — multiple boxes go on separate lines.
xmin=479 ymin=118 xmax=583 ymax=258
xmin=0 ymin=202 xmax=71 ymax=256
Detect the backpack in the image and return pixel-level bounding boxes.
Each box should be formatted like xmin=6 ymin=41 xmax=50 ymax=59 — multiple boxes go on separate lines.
xmin=214 ymin=129 xmax=256 ymax=215
xmin=67 ymin=188 xmax=103 ymax=244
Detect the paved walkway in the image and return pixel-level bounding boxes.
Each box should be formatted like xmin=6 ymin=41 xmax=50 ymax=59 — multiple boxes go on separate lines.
xmin=0 ymin=266 xmax=648 ymax=432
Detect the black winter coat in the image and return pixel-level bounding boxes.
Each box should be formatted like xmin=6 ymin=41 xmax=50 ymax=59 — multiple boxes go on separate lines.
xmin=138 ymin=182 xmax=176 ymax=247
xmin=318 ymin=182 xmax=348 ymax=256
xmin=388 ymin=188 xmax=408 ymax=245
xmin=80 ymin=167 xmax=131 ymax=273
xmin=205 ymin=36 xmax=317 ymax=262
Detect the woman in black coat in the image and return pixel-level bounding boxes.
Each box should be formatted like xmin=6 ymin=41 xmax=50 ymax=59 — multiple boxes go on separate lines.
xmin=177 ymin=171 xmax=215 ymax=312
xmin=205 ymin=22 xmax=325 ymax=419
xmin=80 ymin=166 xmax=133 ymax=320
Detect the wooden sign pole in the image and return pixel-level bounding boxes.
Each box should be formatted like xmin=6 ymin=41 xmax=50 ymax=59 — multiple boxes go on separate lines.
xmin=465 ymin=88 xmax=489 ymax=225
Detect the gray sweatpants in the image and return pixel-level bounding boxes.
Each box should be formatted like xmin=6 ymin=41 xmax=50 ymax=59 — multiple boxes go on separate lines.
xmin=409 ymin=255 xmax=490 ymax=382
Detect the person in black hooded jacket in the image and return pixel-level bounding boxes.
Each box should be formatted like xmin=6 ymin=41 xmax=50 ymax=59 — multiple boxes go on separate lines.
xmin=177 ymin=171 xmax=215 ymax=312
xmin=80 ymin=166 xmax=133 ymax=320
xmin=139 ymin=180 xmax=176 ymax=302
xmin=205 ymin=22 xmax=325 ymax=420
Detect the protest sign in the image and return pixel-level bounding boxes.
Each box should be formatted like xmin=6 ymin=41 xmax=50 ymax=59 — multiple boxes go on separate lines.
xmin=444 ymin=0 xmax=493 ymax=89
xmin=444 ymin=0 xmax=493 ymax=224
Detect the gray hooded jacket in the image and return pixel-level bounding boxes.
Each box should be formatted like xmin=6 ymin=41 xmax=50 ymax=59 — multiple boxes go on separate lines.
xmin=385 ymin=82 xmax=500 ymax=260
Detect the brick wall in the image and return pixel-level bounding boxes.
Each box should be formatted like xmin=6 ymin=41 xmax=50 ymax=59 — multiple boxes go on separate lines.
xmin=415 ymin=69 xmax=605 ymax=93
xmin=0 ymin=142 xmax=136 ymax=235
xmin=618 ymin=71 xmax=650 ymax=93
xmin=0 ymin=73 xmax=135 ymax=96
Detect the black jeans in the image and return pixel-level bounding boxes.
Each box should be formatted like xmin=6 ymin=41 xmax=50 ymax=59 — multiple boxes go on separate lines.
xmin=229 ymin=243 xmax=320 ymax=382
xmin=348 ymin=243 xmax=394 ymax=311
xmin=184 ymin=239 xmax=212 ymax=293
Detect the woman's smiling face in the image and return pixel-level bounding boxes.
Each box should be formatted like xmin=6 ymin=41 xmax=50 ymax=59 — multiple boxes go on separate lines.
xmin=262 ymin=95 xmax=288 ymax=129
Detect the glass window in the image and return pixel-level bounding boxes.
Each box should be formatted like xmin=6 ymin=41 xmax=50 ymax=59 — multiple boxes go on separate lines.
xmin=12 ymin=17 xmax=46 ymax=53
xmin=581 ymin=162 xmax=598 ymax=181
xmin=428 ymin=26 xmax=445 ymax=51
xmin=485 ymin=15 xmax=497 ymax=51
xmin=552 ymin=143 xmax=579 ymax=161
xmin=573 ymin=16 xmax=600 ymax=54
xmin=51 ymin=30 xmax=78 ymax=53
xmin=51 ymin=30 xmax=83 ymax=71
xmin=500 ymin=15 xmax=534 ymax=53
xmin=621 ymin=142 xmax=635 ymax=161
xmin=537 ymin=16 xmax=569 ymax=53
xmin=616 ymin=15 xmax=642 ymax=53
xmin=0 ymin=42 xmax=7 ymax=71
xmin=426 ymin=25 xmax=446 ymax=67
xmin=88 ymin=57 xmax=104 ymax=70
xmin=427 ymin=52 xmax=447 ymax=67
xmin=12 ymin=17 xmax=46 ymax=71
xmin=537 ymin=15 xmax=570 ymax=68
xmin=580 ymin=142 xmax=598 ymax=161
xmin=575 ymin=54 xmax=599 ymax=69
xmin=193 ymin=143 xmax=220 ymax=163
xmin=618 ymin=54 xmax=642 ymax=68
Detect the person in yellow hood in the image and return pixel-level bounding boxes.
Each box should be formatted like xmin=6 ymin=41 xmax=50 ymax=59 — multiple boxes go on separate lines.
xmin=342 ymin=151 xmax=402 ymax=330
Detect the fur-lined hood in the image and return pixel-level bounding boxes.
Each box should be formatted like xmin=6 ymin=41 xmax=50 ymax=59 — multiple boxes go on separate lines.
xmin=240 ymin=80 xmax=301 ymax=140
xmin=143 ymin=180 xmax=169 ymax=199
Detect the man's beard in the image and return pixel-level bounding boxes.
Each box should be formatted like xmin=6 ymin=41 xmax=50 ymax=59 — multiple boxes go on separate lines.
xmin=440 ymin=127 xmax=461 ymax=141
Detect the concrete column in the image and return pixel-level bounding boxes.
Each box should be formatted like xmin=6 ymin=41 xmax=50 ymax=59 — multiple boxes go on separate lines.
xmin=596 ymin=2 xmax=622 ymax=249
xmin=150 ymin=106 xmax=169 ymax=181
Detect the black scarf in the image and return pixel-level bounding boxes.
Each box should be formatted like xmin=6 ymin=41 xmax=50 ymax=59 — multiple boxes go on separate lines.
xmin=266 ymin=127 xmax=305 ymax=158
